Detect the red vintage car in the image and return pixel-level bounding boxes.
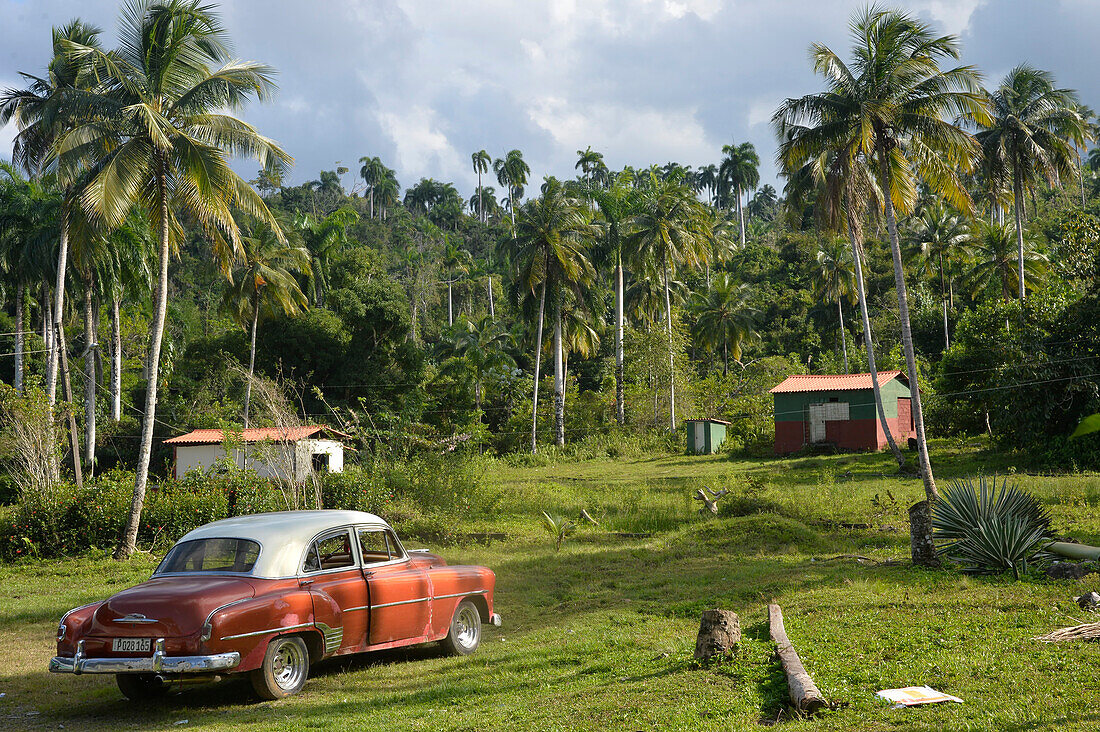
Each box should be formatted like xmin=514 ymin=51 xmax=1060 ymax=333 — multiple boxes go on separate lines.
xmin=49 ymin=510 xmax=500 ymax=699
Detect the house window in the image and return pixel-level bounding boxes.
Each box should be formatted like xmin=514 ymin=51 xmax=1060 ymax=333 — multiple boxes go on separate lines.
xmin=312 ymin=453 xmax=330 ymax=473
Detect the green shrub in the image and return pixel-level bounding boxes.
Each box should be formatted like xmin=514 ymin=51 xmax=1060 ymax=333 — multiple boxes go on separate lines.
xmin=932 ymin=475 xmax=1053 ymax=578
xmin=321 ymin=465 xmax=392 ymax=514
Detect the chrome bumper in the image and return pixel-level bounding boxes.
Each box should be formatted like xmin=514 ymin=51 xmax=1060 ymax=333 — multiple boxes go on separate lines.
xmin=49 ymin=638 xmax=240 ymax=675
xmin=489 ymin=613 xmax=502 ymax=627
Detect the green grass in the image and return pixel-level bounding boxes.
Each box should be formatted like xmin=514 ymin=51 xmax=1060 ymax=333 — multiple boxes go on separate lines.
xmin=3 ymin=438 xmax=1100 ymax=730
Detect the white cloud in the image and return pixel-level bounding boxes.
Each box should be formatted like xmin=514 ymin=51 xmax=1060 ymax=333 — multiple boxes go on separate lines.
xmin=378 ymin=105 xmax=464 ymax=181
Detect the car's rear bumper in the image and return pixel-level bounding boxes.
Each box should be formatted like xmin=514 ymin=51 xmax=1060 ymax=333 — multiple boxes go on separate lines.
xmin=49 ymin=638 xmax=240 ymax=675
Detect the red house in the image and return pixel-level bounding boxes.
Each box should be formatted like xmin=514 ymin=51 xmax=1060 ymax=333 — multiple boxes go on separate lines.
xmin=769 ymin=371 xmax=916 ymax=454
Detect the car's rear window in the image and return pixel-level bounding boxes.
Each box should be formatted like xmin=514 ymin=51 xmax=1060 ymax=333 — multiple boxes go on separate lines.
xmin=157 ymin=538 xmax=261 ymax=574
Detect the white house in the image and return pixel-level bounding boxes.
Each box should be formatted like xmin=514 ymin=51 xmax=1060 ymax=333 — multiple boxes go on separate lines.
xmin=164 ymin=426 xmax=346 ymax=481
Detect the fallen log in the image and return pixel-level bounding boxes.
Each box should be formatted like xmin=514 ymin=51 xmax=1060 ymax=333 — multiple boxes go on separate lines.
xmin=768 ymin=603 xmax=827 ymax=715
xmin=1036 ymin=621 xmax=1100 ymax=643
xmin=1047 ymin=542 xmax=1100 ymax=561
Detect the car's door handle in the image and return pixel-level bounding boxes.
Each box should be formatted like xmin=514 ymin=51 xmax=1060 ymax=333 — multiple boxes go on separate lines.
xmin=363 ymin=571 xmax=374 ymax=578
xmin=299 ymin=578 xmax=314 ymax=587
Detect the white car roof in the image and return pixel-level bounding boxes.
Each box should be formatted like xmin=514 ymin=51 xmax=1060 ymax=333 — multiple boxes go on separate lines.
xmin=171 ymin=510 xmax=390 ymax=579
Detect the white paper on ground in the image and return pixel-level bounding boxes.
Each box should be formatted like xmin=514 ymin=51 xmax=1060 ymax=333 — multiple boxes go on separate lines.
xmin=876 ymin=686 xmax=963 ymax=707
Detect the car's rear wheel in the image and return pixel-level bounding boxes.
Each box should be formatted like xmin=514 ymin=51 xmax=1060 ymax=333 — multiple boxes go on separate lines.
xmin=442 ymin=599 xmax=482 ymax=656
xmin=250 ymin=635 xmax=310 ymax=699
xmin=116 ymin=673 xmax=168 ymax=700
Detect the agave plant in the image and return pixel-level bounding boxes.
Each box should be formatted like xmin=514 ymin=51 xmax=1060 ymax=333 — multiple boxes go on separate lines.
xmin=932 ymin=476 xmax=1052 ymax=578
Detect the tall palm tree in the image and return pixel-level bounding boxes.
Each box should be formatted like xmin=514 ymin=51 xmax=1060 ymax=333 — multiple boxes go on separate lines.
xmin=374 ymin=172 xmax=399 ymax=221
xmin=697 ymin=163 xmax=718 ymax=208
xmin=101 ymin=214 xmax=153 ymax=422
xmin=494 ymin=149 xmax=530 ymax=230
xmin=813 ymin=237 xmax=857 ymax=373
xmin=471 ymin=150 xmax=490 ymax=223
xmin=294 ymin=206 xmax=358 ymax=306
xmin=61 ymin=0 xmax=291 ymax=560
xmin=974 ymin=65 xmax=1088 ymax=300
xmin=589 ymin=172 xmax=637 ymax=425
xmin=963 ymin=221 xmax=1047 ymax=302
xmin=719 ymin=142 xmax=760 ymax=244
xmin=690 ymin=273 xmax=758 ymax=376
xmin=626 ymin=170 xmax=712 ymax=431
xmin=358 ymin=155 xmax=386 ymax=219
xmin=221 ymin=215 xmax=309 ymax=427
xmin=1 ymin=19 xmax=104 ymax=406
xmin=906 ymin=202 xmax=971 ymax=348
xmin=775 ymin=7 xmax=989 ymax=564
xmin=508 ymin=178 xmax=596 ymax=450
xmin=575 ymin=146 xmax=604 ymax=196
xmin=441 ymin=237 xmax=471 ymax=326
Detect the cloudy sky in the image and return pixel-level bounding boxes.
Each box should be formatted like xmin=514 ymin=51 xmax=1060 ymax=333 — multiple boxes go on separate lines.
xmin=2 ymin=0 xmax=1097 ymax=199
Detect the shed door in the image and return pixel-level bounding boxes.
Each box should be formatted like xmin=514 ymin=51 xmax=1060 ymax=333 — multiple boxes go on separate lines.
xmin=897 ymin=397 xmax=912 ymax=434
xmin=694 ymin=422 xmax=705 ymax=454
xmin=808 ymin=404 xmax=827 ymax=443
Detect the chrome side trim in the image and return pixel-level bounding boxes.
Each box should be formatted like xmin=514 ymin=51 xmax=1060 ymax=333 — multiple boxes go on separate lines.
xmin=372 ymin=597 xmax=430 ymax=609
xmin=315 ymin=622 xmax=343 ymax=653
xmin=114 ymin=617 xmax=160 ymax=624
xmin=204 ymin=597 xmax=254 ymax=627
xmin=433 ymin=590 xmax=488 ymax=601
xmin=219 ymin=622 xmax=313 ymax=641
xmin=342 ymin=605 xmax=370 ymax=613
xmin=50 ymin=637 xmax=240 ymax=675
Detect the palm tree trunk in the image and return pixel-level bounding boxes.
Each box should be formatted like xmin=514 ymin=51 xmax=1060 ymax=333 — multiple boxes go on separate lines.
xmin=111 ymin=297 xmax=122 ymax=421
xmin=83 ymin=285 xmax=96 ymax=477
xmin=847 ymin=198 xmax=905 ymax=469
xmin=877 ymin=143 xmax=937 ymax=567
xmin=243 ymin=289 xmax=260 ymax=428
xmin=1013 ymin=172 xmax=1026 ymax=301
xmin=837 ymin=296 xmax=849 ymax=374
xmin=43 ymin=290 xmax=52 ymax=367
xmin=530 ymin=280 xmax=546 ymax=454
xmin=56 ymin=320 xmax=83 ymax=489
xmin=14 ymin=282 xmax=24 ymax=392
xmin=447 ymin=281 xmax=453 ymax=326
xmin=477 ymin=171 xmax=484 ymax=223
xmin=487 ymin=275 xmax=495 ymax=320
xmin=509 ymin=186 xmax=517 ymax=230
xmin=614 ymin=256 xmax=625 ymax=426
xmin=939 ymin=252 xmax=950 ymax=350
xmin=553 ymin=303 xmax=565 ymax=447
xmin=410 ymin=296 xmax=419 ymax=343
xmin=369 ymin=188 xmax=374 ymax=219
xmin=116 ymin=161 xmax=171 ymax=561
xmin=47 ymin=203 xmax=70 ymax=406
xmin=663 ymin=252 xmax=677 ymax=432
xmin=737 ymin=184 xmax=746 ymax=245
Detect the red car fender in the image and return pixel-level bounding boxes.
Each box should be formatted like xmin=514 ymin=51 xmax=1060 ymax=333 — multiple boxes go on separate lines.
xmin=56 ymin=601 xmax=105 ymax=656
xmin=427 ymin=566 xmax=497 ymax=638
xmin=203 ymin=589 xmax=317 ymax=672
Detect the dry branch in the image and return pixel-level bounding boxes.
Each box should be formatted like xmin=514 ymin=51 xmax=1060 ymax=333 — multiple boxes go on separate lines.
xmin=768 ymin=603 xmax=828 ymax=715
xmin=1036 ymin=622 xmax=1100 ymax=643
xmin=693 ymin=486 xmax=729 ymax=515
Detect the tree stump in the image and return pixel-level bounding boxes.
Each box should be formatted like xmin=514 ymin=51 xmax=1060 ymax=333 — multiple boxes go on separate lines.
xmin=908 ymin=500 xmax=939 ymax=567
xmin=694 ymin=609 xmax=740 ymax=660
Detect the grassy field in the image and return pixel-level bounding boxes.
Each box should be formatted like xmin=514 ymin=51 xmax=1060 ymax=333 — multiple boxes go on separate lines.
xmin=4 ymin=439 xmax=1100 ymax=731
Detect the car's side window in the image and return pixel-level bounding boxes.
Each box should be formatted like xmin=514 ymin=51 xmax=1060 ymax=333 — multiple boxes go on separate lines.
xmin=358 ymin=528 xmax=392 ymax=565
xmin=383 ymin=530 xmax=405 ymax=560
xmin=304 ymin=531 xmax=355 ymax=573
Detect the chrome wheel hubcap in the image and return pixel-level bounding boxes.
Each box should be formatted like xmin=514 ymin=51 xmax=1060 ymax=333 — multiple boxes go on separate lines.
xmin=271 ymin=641 xmax=306 ymax=691
xmin=454 ymin=605 xmax=480 ymax=649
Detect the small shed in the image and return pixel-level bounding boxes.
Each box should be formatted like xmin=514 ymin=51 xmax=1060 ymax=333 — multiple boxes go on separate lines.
xmin=164 ymin=426 xmax=347 ymax=481
xmin=684 ymin=418 xmax=731 ymax=455
xmin=769 ymin=371 xmax=915 ymax=455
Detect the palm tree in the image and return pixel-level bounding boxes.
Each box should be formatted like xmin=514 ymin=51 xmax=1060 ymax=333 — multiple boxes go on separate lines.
xmin=974 ymin=65 xmax=1088 ymax=300
xmin=774 ymin=7 xmax=989 ymax=564
xmin=438 ymin=315 xmax=515 ymax=413
xmin=906 ymin=202 xmax=971 ymax=348
xmin=221 ymin=216 xmax=310 ymax=426
xmin=441 ymin=237 xmax=471 ymax=326
xmin=374 ymin=172 xmax=399 ymax=221
xmin=61 ymin=0 xmax=291 ymax=560
xmin=101 ymin=215 xmax=153 ymax=422
xmin=471 ymin=150 xmax=490 ymax=223
xmin=358 ymin=155 xmax=386 ymax=218
xmin=963 ymin=221 xmax=1047 ymax=302
xmin=294 ymin=206 xmax=358 ymax=306
xmin=690 ymin=273 xmax=758 ymax=376
xmin=575 ymin=146 xmax=604 ymax=195
xmin=813 ymin=237 xmax=857 ymax=373
xmin=508 ymin=178 xmax=596 ymax=450
xmin=697 ymin=163 xmax=718 ymax=207
xmin=589 ymin=172 xmax=637 ymax=425
xmin=626 ymin=170 xmax=713 ymax=431
xmin=1 ymin=19 xmax=104 ymax=406
xmin=494 ymin=149 xmax=530 ymax=229
xmin=719 ymin=142 xmax=760 ymax=244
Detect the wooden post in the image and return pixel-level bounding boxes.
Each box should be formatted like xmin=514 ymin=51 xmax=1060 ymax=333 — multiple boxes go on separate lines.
xmin=768 ymin=603 xmax=827 ymax=715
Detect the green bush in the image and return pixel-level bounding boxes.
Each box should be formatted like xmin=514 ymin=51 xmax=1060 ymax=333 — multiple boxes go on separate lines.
xmin=320 ymin=465 xmax=392 ymax=514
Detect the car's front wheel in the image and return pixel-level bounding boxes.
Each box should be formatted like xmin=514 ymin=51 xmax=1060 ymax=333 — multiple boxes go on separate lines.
xmin=442 ymin=599 xmax=482 ymax=656
xmin=116 ymin=673 xmax=168 ymax=700
xmin=250 ymin=635 xmax=310 ymax=699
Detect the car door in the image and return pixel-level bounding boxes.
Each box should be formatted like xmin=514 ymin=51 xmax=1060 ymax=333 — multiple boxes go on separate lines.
xmin=302 ymin=528 xmax=369 ymax=653
xmin=357 ymin=527 xmax=432 ymax=644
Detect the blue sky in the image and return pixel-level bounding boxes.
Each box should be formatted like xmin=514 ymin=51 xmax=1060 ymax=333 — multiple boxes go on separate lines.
xmin=3 ymin=1 xmax=1097 ymax=199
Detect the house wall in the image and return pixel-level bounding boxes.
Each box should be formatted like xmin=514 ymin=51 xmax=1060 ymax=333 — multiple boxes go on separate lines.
xmin=173 ymin=440 xmax=345 ymax=480
xmin=772 ymin=379 xmax=914 ymax=454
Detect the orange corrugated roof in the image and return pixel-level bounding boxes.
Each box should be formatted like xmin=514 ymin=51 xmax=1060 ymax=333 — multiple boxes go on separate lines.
xmin=164 ymin=426 xmax=343 ymax=445
xmin=769 ymin=371 xmax=906 ymax=394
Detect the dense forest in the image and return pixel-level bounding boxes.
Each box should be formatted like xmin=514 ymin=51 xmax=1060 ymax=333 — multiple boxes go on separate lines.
xmin=2 ymin=3 xmax=1100 ymax=561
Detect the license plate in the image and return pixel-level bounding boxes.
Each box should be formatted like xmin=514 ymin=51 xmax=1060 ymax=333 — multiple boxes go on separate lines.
xmin=112 ymin=638 xmax=151 ymax=653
